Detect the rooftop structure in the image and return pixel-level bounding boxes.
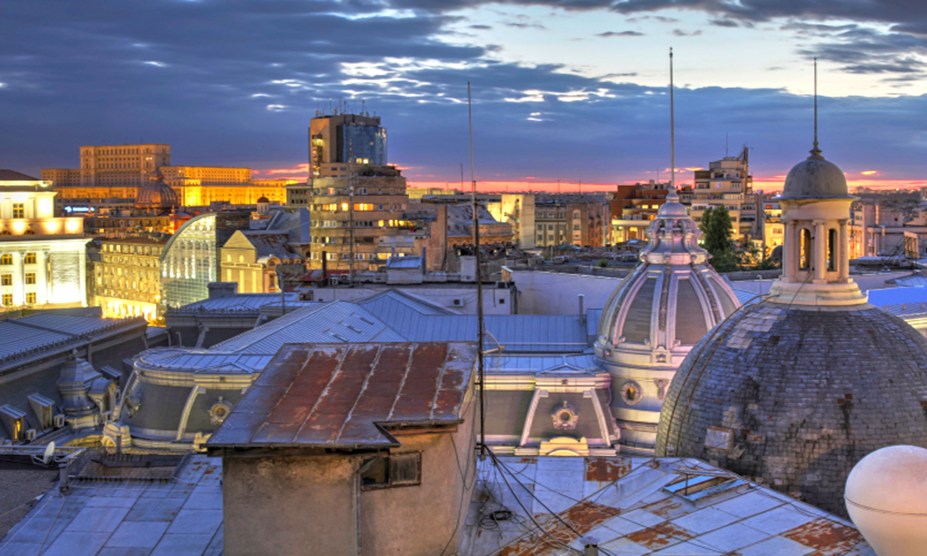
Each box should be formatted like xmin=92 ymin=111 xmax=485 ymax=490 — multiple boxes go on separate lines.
xmin=595 ymin=191 xmax=741 ymax=454
xmin=656 ymin=139 xmax=927 ymax=515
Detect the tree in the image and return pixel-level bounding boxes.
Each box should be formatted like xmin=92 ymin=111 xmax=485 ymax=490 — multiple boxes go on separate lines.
xmin=699 ymin=207 xmax=738 ymax=272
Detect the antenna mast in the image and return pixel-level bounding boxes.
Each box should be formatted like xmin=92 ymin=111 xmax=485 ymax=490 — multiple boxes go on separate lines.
xmin=669 ymin=47 xmax=676 ymax=191
xmin=811 ymin=57 xmax=821 ymax=158
xmin=468 ymin=82 xmax=487 ymax=458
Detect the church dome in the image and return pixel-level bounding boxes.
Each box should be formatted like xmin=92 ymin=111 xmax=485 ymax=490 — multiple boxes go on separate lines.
xmin=135 ymin=169 xmax=179 ymax=211
xmin=780 ymin=149 xmax=851 ymax=200
xmin=594 ymin=191 xmax=740 ymax=453
xmin=655 ymin=301 xmax=927 ymax=515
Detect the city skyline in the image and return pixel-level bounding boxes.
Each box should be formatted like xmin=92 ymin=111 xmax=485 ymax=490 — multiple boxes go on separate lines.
xmin=2 ymin=1 xmax=925 ymax=191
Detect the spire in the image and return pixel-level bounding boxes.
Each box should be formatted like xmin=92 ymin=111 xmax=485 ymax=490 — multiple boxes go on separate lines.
xmin=669 ymin=47 xmax=676 ymax=191
xmin=810 ymin=57 xmax=823 ymax=160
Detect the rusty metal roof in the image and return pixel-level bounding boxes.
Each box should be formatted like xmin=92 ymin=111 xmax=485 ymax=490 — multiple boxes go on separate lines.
xmin=462 ymin=456 xmax=874 ymax=555
xmin=208 ymin=342 xmax=475 ymax=450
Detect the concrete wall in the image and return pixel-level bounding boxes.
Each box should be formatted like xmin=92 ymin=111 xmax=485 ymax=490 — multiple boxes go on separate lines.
xmin=222 ymin=398 xmax=477 ymax=556
xmin=509 ymin=269 xmax=622 ymax=314
xmin=223 ymin=454 xmax=358 ymax=556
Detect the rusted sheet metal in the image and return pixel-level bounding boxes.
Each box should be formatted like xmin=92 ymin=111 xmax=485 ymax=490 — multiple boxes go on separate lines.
xmin=585 ymin=457 xmax=632 ymax=482
xmin=208 ymin=342 xmax=476 ymax=449
xmin=498 ymin=501 xmax=621 ymax=556
xmin=626 ymin=522 xmax=693 ymax=549
xmin=784 ymin=517 xmax=865 ymax=554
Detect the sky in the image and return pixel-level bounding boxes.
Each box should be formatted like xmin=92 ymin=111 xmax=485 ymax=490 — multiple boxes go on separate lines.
xmin=1 ymin=0 xmax=926 ymax=192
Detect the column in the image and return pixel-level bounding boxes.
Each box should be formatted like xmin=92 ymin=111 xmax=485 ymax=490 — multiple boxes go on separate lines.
xmin=838 ymin=219 xmax=849 ymax=281
xmin=78 ymin=247 xmax=88 ymax=307
xmin=12 ymin=251 xmax=23 ymax=306
xmin=35 ymin=250 xmax=47 ymax=305
xmin=813 ymin=220 xmax=826 ymax=283
xmin=784 ymin=220 xmax=797 ymax=281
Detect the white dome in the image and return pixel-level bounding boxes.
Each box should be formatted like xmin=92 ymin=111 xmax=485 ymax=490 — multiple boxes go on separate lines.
xmin=846 ymin=445 xmax=927 ymax=556
xmin=781 ymin=149 xmax=851 ymax=200
xmin=594 ymin=196 xmax=740 ymax=453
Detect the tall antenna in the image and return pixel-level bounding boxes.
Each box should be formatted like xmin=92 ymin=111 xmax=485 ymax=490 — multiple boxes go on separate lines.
xmin=468 ymin=81 xmax=487 ymax=458
xmin=669 ymin=47 xmax=676 ymax=191
xmin=811 ymin=57 xmax=822 ymax=158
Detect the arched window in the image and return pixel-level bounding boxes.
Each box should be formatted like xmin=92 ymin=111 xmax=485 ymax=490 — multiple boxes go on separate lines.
xmin=799 ymin=228 xmax=812 ymax=271
xmin=827 ymin=228 xmax=837 ymax=271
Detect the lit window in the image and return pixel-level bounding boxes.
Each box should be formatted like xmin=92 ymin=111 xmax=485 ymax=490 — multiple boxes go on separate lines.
xmin=0 ymin=274 xmax=9 ymax=286
xmin=24 ymin=253 xmax=36 ymax=264
xmin=12 ymin=203 xmax=24 ymax=219
xmin=25 ymin=292 xmax=35 ymax=304
xmin=1 ymin=294 xmax=11 ymax=306
xmin=24 ymin=273 xmax=35 ymax=285
xmin=0 ymin=254 xmax=11 ymax=266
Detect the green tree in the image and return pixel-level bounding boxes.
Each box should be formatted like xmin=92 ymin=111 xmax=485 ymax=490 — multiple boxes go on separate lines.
xmin=699 ymin=207 xmax=738 ymax=272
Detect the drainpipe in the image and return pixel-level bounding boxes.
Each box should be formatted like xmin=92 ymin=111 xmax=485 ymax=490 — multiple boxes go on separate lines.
xmin=355 ymin=457 xmax=376 ymax=555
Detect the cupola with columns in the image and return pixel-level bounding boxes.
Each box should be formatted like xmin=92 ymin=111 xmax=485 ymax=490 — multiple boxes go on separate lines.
xmin=768 ymin=142 xmax=866 ymax=306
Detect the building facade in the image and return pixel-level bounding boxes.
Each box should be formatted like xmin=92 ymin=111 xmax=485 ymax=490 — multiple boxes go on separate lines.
xmin=93 ymin=236 xmax=168 ymax=323
xmin=0 ymin=170 xmax=90 ymax=310
xmin=690 ymin=148 xmax=758 ymax=242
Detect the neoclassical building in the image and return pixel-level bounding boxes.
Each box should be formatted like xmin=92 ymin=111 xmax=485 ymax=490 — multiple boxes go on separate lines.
xmin=0 ymin=170 xmax=90 ymax=310
xmin=595 ymin=191 xmax=740 ymax=454
xmin=656 ymin=141 xmax=927 ymax=515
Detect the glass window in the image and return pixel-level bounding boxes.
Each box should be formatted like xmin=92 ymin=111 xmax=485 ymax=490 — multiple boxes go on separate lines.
xmin=12 ymin=203 xmax=24 ymax=219
xmin=24 ymin=273 xmax=35 ymax=285
xmin=0 ymin=254 xmax=10 ymax=265
xmin=23 ymin=253 xmax=36 ymax=264
xmin=0 ymin=274 xmax=10 ymax=286
xmin=360 ymin=452 xmax=421 ymax=490
xmin=25 ymin=292 xmax=35 ymax=304
xmin=2 ymin=294 xmax=11 ymax=306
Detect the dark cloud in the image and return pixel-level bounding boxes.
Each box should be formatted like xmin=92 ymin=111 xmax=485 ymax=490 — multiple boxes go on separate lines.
xmin=672 ymin=29 xmax=702 ymax=36
xmin=597 ymin=30 xmax=645 ymax=37
xmin=0 ymin=0 xmax=924 ymax=184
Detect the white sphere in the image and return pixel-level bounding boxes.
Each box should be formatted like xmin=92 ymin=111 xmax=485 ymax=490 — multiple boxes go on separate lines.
xmin=845 ymin=445 xmax=927 ymax=556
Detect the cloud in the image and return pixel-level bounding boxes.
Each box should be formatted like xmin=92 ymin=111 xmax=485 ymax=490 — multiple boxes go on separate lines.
xmin=597 ymin=30 xmax=644 ymax=37
xmin=672 ymin=29 xmax=702 ymax=36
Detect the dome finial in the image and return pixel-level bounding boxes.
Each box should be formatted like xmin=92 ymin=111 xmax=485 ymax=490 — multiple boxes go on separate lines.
xmin=810 ymin=57 xmax=824 ymax=160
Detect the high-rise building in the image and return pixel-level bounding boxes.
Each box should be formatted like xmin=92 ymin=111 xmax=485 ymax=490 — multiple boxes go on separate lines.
xmin=0 ymin=170 xmax=90 ymax=310
xmin=689 ymin=147 xmax=758 ymax=241
xmin=304 ymin=113 xmax=415 ymax=273
xmin=308 ymin=113 xmax=387 ymax=178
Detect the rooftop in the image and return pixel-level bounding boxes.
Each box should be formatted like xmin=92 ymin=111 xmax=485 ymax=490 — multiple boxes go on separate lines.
xmin=0 ymin=169 xmax=41 ymax=182
xmin=464 ymin=455 xmax=873 ymax=555
xmin=208 ymin=342 xmax=475 ymax=450
xmin=0 ymin=454 xmax=223 ymax=556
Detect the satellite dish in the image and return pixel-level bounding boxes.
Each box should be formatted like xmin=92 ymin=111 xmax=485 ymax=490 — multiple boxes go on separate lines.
xmin=42 ymin=441 xmax=55 ymax=465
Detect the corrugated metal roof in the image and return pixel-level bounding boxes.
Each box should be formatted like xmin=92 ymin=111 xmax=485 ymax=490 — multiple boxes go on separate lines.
xmin=463 ymin=456 xmax=873 ymax=555
xmin=358 ymin=289 xmax=453 ymax=321
xmin=172 ymin=292 xmax=310 ymax=314
xmin=392 ymin=315 xmax=588 ymax=354
xmin=208 ymin=342 xmax=475 ymax=449
xmin=135 ymin=348 xmax=273 ymax=374
xmin=16 ymin=313 xmax=140 ymax=337
xmin=880 ymin=301 xmax=927 ymax=318
xmin=211 ymin=301 xmax=405 ymax=353
xmin=892 ymin=274 xmax=927 ymax=288
xmin=0 ymin=323 xmax=74 ymax=363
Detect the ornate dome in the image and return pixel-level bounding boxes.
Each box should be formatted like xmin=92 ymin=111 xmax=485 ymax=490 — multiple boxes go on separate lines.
xmin=780 ymin=148 xmax=851 ymax=200
xmin=655 ymin=302 xmax=927 ymax=515
xmin=135 ymin=169 xmax=179 ymax=211
xmin=594 ymin=191 xmax=740 ymax=453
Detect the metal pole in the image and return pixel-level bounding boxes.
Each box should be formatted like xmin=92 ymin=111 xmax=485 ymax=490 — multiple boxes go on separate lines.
xmin=468 ymin=81 xmax=486 ymax=458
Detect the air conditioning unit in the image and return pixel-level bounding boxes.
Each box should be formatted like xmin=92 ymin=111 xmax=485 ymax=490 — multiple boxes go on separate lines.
xmin=53 ymin=414 xmax=66 ymax=428
xmin=25 ymin=429 xmax=37 ymax=442
xmin=452 ymin=298 xmax=463 ymax=307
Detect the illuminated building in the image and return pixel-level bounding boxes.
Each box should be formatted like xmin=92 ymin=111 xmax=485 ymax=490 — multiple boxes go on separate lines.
xmin=220 ymin=207 xmax=309 ymax=293
xmin=93 ymin=236 xmax=168 ymax=324
xmin=0 ymin=170 xmax=90 ymax=309
xmin=305 ymin=113 xmax=415 ymax=272
xmin=690 ymin=148 xmax=759 ymax=241
xmin=160 ymin=211 xmax=249 ymax=309
xmin=609 ymin=181 xmax=670 ymax=244
xmin=43 ymin=145 xmax=290 ymax=207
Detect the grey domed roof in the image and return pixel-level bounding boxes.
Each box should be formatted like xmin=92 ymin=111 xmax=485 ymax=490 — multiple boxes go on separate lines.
xmin=780 ymin=149 xmax=851 ymax=200
xmin=655 ymin=300 xmax=927 ymax=515
xmin=136 ymin=170 xmax=179 ymax=211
